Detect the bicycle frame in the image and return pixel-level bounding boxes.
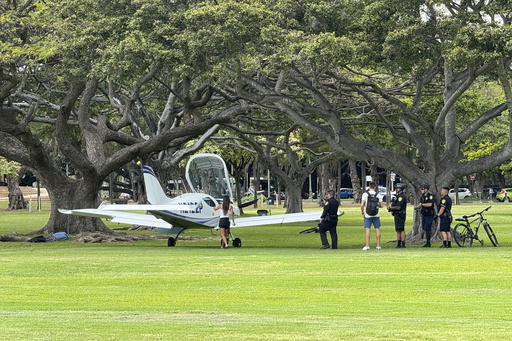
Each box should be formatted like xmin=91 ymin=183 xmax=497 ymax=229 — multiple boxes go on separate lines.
xmin=453 ymin=206 xmax=498 ymax=247
xmin=463 ymin=214 xmax=485 ymax=240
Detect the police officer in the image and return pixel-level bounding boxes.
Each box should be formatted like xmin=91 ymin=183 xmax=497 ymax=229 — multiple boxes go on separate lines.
xmin=319 ymin=190 xmax=340 ymax=249
xmin=435 ymin=186 xmax=452 ymax=248
xmin=415 ymin=184 xmax=435 ymax=247
xmin=387 ymin=183 xmax=407 ymax=248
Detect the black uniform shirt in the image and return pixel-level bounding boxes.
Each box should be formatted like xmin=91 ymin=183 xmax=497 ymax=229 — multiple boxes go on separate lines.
xmin=439 ymin=194 xmax=452 ymax=217
xmin=321 ymin=197 xmax=340 ymax=219
xmin=420 ymin=192 xmax=435 ymax=216
xmin=392 ymin=192 xmax=407 ymax=212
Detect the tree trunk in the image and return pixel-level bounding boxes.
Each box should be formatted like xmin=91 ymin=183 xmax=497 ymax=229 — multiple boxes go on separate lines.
xmin=317 ymin=172 xmax=323 ymax=206
xmin=317 ymin=162 xmax=338 ymax=198
xmin=474 ymin=173 xmax=484 ymax=201
xmin=285 ymin=181 xmax=303 ymax=213
xmin=277 ymin=181 xmax=282 ymax=206
xmin=253 ymin=158 xmax=260 ymax=209
xmin=233 ymin=166 xmax=244 ymax=213
xmin=349 ymin=160 xmax=362 ymax=203
xmin=370 ymin=164 xmax=379 ymax=185
xmin=31 ymin=175 xmax=112 ymax=235
xmin=7 ymin=175 xmax=26 ymax=210
xmin=127 ymin=161 xmax=145 ymax=203
xmin=405 ymin=187 xmax=442 ymax=243
xmin=337 ymin=163 xmax=342 ymax=201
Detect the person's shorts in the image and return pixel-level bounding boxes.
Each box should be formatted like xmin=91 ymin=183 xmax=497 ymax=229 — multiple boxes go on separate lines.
xmin=439 ymin=218 xmax=451 ymax=232
xmin=364 ymin=216 xmax=381 ymax=228
xmin=219 ymin=217 xmax=230 ymax=229
xmin=421 ymin=215 xmax=434 ymax=231
xmin=394 ymin=219 xmax=405 ymax=231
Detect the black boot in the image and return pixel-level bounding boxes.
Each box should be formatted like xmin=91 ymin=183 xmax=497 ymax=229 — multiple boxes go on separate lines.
xmin=440 ymin=241 xmax=447 ymax=248
xmin=401 ymin=241 xmax=406 ymax=248
xmin=396 ymin=241 xmax=402 ymax=248
xmin=423 ymin=242 xmax=431 ymax=247
xmin=447 ymin=241 xmax=452 ymax=248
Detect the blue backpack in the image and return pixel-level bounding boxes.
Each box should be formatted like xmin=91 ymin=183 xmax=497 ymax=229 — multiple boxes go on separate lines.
xmin=50 ymin=232 xmax=69 ymax=241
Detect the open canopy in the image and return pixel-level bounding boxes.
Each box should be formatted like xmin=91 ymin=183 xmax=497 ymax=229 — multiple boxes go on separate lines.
xmin=185 ymin=153 xmax=234 ymax=202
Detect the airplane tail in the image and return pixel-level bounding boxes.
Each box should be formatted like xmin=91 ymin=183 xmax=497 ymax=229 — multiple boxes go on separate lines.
xmin=143 ymin=166 xmax=170 ymax=205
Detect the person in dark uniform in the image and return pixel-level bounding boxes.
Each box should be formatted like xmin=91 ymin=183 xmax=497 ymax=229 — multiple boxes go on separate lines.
xmin=435 ymin=186 xmax=452 ymax=248
xmin=387 ymin=183 xmax=407 ymax=248
xmin=319 ymin=190 xmax=340 ymax=249
xmin=415 ymin=184 xmax=435 ymax=247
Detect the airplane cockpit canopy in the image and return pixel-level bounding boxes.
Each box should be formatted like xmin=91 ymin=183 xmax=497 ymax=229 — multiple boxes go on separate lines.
xmin=202 ymin=197 xmax=217 ymax=207
xmin=186 ymin=154 xmax=234 ymax=202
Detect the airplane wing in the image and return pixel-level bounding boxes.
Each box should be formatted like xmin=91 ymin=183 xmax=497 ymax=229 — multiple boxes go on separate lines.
xmin=233 ymin=211 xmax=323 ymax=228
xmin=58 ymin=208 xmax=173 ymax=229
xmin=231 ymin=210 xmax=344 ymax=228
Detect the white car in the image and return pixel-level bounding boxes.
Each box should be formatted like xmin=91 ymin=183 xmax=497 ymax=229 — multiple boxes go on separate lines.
xmin=377 ymin=186 xmax=392 ymax=201
xmin=449 ymin=188 xmax=472 ymax=200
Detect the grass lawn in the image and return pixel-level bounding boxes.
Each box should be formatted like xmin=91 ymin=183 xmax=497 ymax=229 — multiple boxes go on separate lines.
xmin=1 ymin=200 xmax=512 ymax=340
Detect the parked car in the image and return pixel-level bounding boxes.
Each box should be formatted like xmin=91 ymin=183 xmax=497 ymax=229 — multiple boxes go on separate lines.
xmin=448 ymin=188 xmax=471 ymax=200
xmin=377 ymin=186 xmax=391 ymax=201
xmin=339 ymin=188 xmax=354 ymax=199
xmin=302 ymin=192 xmax=318 ymax=199
xmin=482 ymin=187 xmax=499 ymax=199
xmin=497 ymin=188 xmax=512 ymax=202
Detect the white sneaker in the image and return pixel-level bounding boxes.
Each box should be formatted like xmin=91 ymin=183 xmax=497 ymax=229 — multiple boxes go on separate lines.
xmin=376 ymin=246 xmax=382 ymax=250
xmin=362 ymin=246 xmax=370 ymax=251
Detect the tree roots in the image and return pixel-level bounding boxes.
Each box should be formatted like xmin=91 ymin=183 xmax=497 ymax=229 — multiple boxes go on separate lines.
xmin=0 ymin=232 xmax=30 ymax=242
xmin=0 ymin=230 xmax=215 ymax=244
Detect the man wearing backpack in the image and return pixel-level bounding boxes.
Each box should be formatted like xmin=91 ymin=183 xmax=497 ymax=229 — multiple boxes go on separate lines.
xmin=361 ymin=182 xmax=384 ymax=250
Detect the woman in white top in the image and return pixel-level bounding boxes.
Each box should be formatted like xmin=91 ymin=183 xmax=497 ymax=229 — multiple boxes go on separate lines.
xmin=214 ymin=196 xmax=235 ymax=248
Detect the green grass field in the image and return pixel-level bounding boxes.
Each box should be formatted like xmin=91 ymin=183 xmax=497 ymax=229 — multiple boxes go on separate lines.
xmin=1 ymin=200 xmax=512 ymax=340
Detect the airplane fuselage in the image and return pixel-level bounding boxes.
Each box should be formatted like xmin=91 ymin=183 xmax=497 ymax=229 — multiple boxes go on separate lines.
xmin=150 ymin=193 xmax=239 ymax=229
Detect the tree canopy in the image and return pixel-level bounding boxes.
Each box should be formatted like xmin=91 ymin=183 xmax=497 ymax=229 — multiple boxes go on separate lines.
xmin=2 ymin=0 xmax=512 ymax=237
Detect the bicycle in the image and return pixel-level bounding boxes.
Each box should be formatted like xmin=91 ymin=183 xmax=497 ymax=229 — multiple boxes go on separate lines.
xmin=453 ymin=206 xmax=498 ymax=247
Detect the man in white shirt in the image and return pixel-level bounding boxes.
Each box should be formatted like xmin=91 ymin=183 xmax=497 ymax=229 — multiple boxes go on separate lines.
xmin=360 ymin=182 xmax=384 ymax=250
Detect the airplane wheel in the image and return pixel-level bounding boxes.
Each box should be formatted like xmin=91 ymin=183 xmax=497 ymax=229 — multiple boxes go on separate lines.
xmin=167 ymin=237 xmax=176 ymax=247
xmin=233 ymin=238 xmax=242 ymax=248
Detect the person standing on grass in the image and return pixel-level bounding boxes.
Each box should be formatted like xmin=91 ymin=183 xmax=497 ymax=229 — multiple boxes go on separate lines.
xmin=415 ymin=184 xmax=435 ymax=247
xmin=214 ymin=196 xmax=235 ymax=249
xmin=319 ymin=190 xmax=340 ymax=249
xmin=361 ymin=182 xmax=384 ymax=250
xmin=435 ymin=186 xmax=452 ymax=248
xmin=387 ymin=183 xmax=407 ymax=248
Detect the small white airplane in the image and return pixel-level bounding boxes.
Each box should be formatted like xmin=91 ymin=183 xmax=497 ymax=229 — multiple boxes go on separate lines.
xmin=59 ymin=154 xmax=329 ymax=247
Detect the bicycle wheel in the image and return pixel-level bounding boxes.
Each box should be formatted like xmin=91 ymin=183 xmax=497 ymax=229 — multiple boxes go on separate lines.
xmin=484 ymin=222 xmax=499 ymax=247
xmin=453 ymin=223 xmax=473 ymax=247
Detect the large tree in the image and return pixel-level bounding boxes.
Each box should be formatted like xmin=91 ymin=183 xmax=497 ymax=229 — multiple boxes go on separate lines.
xmin=0 ymin=157 xmax=26 ymax=210
xmin=226 ymin=123 xmax=341 ymax=213
xmin=185 ymin=0 xmax=512 ymax=239
xmin=0 ymin=0 xmax=252 ymax=234
xmin=5 ymin=0 xmax=512 ymax=241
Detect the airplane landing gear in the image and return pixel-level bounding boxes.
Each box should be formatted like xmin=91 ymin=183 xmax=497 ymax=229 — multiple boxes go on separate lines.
xmin=167 ymin=228 xmax=184 ymax=247
xmin=220 ymin=237 xmax=242 ymax=248
xmin=233 ymin=238 xmax=242 ymax=247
